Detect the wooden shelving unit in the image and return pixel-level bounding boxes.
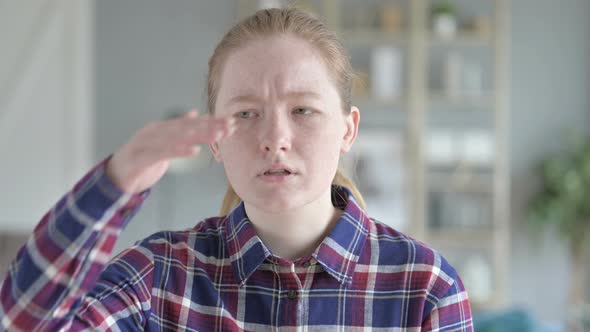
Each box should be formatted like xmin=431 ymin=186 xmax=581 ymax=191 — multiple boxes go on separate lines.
xmin=237 ymin=0 xmax=510 ymax=311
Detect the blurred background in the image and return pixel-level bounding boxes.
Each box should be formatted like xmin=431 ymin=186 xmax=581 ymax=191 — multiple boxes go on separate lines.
xmin=1 ymin=0 xmax=589 ymax=330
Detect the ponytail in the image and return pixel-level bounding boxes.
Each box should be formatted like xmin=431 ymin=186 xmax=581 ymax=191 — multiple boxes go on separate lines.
xmin=219 ymin=185 xmax=241 ymax=217
xmin=218 ymin=168 xmax=366 ymax=216
xmin=332 ymin=168 xmax=366 ymax=209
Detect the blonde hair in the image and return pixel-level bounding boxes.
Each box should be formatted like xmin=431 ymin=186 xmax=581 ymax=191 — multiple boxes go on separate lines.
xmin=207 ymin=7 xmax=366 ymax=215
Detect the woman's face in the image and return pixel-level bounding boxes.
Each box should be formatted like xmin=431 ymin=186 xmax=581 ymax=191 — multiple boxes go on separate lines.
xmin=211 ymin=35 xmax=359 ymax=213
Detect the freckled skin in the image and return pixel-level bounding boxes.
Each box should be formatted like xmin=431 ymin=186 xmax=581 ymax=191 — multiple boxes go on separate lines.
xmin=210 ymin=35 xmax=357 ymax=213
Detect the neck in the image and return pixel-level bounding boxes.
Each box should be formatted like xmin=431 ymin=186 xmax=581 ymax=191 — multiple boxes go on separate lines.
xmin=244 ymin=187 xmax=343 ymax=261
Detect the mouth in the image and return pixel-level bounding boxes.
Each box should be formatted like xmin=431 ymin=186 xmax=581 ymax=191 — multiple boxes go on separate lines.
xmin=263 ymin=169 xmax=293 ymax=176
xmin=258 ymin=165 xmax=297 ymax=181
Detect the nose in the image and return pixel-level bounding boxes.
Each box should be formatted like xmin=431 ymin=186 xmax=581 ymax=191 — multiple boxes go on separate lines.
xmin=258 ymin=111 xmax=291 ymax=154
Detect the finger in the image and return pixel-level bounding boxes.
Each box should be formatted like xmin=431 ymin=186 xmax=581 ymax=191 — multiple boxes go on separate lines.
xmin=151 ymin=115 xmax=235 ymax=150
xmin=171 ymin=114 xmax=216 ymax=130
xmin=184 ymin=109 xmax=199 ymax=118
xmin=174 ymin=144 xmax=202 ymax=157
xmin=196 ymin=124 xmax=236 ymax=143
xmin=182 ymin=118 xmax=236 ymax=143
xmin=190 ymin=145 xmax=202 ymax=155
xmin=167 ymin=110 xmax=200 ymax=126
xmin=152 ymin=142 xmax=203 ymax=161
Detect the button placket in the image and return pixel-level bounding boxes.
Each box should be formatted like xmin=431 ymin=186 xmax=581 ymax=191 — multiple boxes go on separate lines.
xmin=120 ymin=208 xmax=133 ymax=218
xmin=287 ymin=289 xmax=297 ymax=299
xmin=287 ymin=263 xmax=303 ymax=301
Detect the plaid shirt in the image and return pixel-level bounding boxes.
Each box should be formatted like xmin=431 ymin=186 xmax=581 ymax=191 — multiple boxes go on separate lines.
xmin=1 ymin=158 xmax=472 ymax=331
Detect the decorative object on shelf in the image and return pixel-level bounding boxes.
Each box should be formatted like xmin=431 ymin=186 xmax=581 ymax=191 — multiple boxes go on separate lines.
xmin=379 ymin=4 xmax=403 ymax=33
xmin=256 ymin=0 xmax=285 ymax=10
xmin=527 ymin=133 xmax=590 ymax=329
xmin=340 ymin=131 xmax=407 ymax=231
xmin=427 ymin=130 xmax=456 ymax=165
xmin=349 ymin=4 xmax=379 ymax=30
xmin=469 ymin=15 xmax=492 ymax=38
xmin=460 ymin=130 xmax=494 ymax=166
xmin=431 ymin=0 xmax=458 ymax=39
xmin=428 ymin=191 xmax=492 ymax=229
xmin=427 ymin=129 xmax=494 ymax=167
xmin=370 ymin=47 xmax=402 ymax=101
xmin=444 ymin=52 xmax=485 ymax=99
xmin=461 ymin=60 xmax=485 ymax=97
xmin=444 ymin=52 xmax=463 ymax=98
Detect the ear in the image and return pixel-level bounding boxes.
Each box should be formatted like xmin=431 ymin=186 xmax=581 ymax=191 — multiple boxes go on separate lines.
xmin=341 ymin=106 xmax=360 ymax=153
xmin=209 ymin=142 xmax=223 ymax=162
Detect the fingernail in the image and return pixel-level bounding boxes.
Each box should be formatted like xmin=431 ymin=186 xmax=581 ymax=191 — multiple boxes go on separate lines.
xmin=192 ymin=145 xmax=202 ymax=154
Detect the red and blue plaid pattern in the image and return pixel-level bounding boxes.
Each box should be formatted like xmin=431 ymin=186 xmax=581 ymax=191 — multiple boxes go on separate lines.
xmin=1 ymin=159 xmax=472 ymax=331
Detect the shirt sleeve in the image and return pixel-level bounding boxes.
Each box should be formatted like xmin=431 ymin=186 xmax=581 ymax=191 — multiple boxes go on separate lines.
xmin=0 ymin=157 xmax=151 ymax=331
xmin=421 ymin=271 xmax=473 ymax=331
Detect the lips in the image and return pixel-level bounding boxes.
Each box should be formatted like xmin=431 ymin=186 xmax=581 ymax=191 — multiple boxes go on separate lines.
xmin=259 ymin=165 xmax=296 ymax=176
xmin=264 ymin=169 xmax=292 ymax=175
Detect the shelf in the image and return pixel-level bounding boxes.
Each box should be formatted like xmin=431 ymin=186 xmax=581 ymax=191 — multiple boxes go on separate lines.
xmin=357 ymin=108 xmax=408 ymax=130
xmin=426 ymin=228 xmax=495 ymax=248
xmin=353 ymin=95 xmax=406 ymax=109
xmin=426 ymin=108 xmax=495 ymax=128
xmin=428 ymin=92 xmax=494 ymax=108
xmin=427 ymin=176 xmax=493 ymax=194
xmin=353 ymin=95 xmax=407 ymax=128
xmin=341 ymin=29 xmax=407 ymax=46
xmin=428 ymin=189 xmax=493 ymax=230
xmin=428 ymin=31 xmax=493 ymax=47
xmin=427 ymin=162 xmax=494 ymax=173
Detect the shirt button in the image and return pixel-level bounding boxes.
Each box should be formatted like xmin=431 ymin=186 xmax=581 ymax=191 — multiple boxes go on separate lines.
xmin=120 ymin=208 xmax=133 ymax=218
xmin=288 ymin=290 xmax=297 ymax=299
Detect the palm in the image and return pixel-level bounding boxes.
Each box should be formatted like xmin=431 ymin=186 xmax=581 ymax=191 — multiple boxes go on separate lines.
xmin=106 ymin=112 xmax=234 ymax=194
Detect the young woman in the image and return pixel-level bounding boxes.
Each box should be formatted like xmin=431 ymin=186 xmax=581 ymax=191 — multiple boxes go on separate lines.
xmin=0 ymin=8 xmax=472 ymax=331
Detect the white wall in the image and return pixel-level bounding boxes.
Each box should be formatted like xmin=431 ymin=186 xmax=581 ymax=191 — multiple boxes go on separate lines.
xmin=0 ymin=0 xmax=94 ymax=232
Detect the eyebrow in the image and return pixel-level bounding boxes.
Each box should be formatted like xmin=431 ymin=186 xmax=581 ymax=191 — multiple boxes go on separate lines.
xmin=227 ymin=91 xmax=322 ymax=105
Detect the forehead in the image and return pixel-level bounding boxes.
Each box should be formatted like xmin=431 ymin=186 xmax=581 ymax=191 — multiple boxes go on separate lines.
xmin=217 ymin=35 xmax=339 ymax=102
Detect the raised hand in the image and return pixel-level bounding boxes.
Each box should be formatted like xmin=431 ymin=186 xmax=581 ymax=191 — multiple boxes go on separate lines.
xmin=105 ymin=110 xmax=234 ymax=194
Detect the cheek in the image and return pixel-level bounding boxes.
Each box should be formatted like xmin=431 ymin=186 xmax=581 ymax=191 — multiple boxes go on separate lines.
xmin=307 ymin=120 xmax=344 ymax=146
xmin=219 ymin=136 xmax=246 ymax=157
xmin=300 ymin=126 xmax=343 ymax=163
xmin=227 ymin=121 xmax=258 ymax=143
xmin=295 ymin=115 xmax=324 ymax=133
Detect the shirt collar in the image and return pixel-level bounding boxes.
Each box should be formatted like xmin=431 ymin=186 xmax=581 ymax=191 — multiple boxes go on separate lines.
xmin=224 ymin=185 xmax=370 ymax=287
xmin=224 ymin=202 xmax=271 ymax=287
xmin=312 ymin=185 xmax=369 ymax=287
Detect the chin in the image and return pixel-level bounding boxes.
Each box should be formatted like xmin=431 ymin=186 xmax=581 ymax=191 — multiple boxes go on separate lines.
xmin=234 ymin=180 xmax=331 ymax=214
xmin=253 ymin=197 xmax=303 ymax=214
xmin=239 ymin=190 xmax=307 ymax=214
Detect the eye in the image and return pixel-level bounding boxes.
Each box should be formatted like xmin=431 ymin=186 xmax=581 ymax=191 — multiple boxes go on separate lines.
xmin=293 ymin=107 xmax=314 ymax=115
xmin=235 ymin=111 xmax=255 ymax=119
